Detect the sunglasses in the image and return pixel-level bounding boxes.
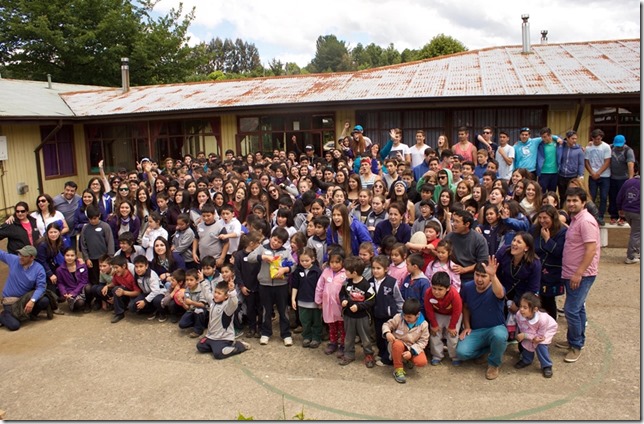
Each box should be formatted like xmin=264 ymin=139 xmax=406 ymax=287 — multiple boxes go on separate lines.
xmin=15 ymin=209 xmax=26 ymax=213
xmin=37 ymin=199 xmax=47 ymax=203
xmin=119 ymin=187 xmax=129 ymax=191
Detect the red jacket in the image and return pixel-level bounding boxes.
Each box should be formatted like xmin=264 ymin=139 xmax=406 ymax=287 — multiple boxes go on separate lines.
xmin=423 ymin=287 xmax=462 ymax=330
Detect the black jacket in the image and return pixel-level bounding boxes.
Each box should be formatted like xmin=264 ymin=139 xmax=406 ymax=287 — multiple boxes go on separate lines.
xmin=0 ymin=216 xmax=40 ymax=254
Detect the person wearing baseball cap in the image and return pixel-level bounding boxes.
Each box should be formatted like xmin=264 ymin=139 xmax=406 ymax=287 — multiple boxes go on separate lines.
xmin=0 ymin=244 xmax=53 ymax=330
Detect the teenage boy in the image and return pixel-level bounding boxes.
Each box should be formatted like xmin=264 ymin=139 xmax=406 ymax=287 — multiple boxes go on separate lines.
xmin=338 ymin=256 xmax=377 ymax=367
xmin=409 ymin=130 xmax=431 ymax=168
xmin=495 ymin=131 xmax=515 ymax=182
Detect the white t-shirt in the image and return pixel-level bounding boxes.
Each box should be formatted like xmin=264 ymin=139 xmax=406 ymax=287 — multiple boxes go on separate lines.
xmin=387 ymin=143 xmax=411 ymax=162
xmin=495 ymin=144 xmax=515 ymax=180
xmin=409 ymin=144 xmax=430 ymax=168
xmin=585 ymin=142 xmax=612 ymax=177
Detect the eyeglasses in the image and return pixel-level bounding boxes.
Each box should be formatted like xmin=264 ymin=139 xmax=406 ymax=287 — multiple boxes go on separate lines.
xmin=112 ymin=180 xmax=121 ymax=184
xmin=15 ymin=209 xmax=26 ymax=213
xmin=119 ymin=188 xmax=129 ymax=192
xmin=37 ymin=199 xmax=47 ymax=203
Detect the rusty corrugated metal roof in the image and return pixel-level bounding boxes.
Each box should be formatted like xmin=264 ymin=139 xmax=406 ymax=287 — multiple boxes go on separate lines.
xmin=40 ymin=39 xmax=644 ymax=118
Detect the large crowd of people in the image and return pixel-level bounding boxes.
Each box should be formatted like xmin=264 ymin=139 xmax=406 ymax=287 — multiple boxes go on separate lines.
xmin=0 ymin=124 xmax=639 ymax=384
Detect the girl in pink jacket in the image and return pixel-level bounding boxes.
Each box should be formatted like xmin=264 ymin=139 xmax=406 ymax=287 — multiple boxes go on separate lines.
xmin=315 ymin=250 xmax=347 ymax=357
xmin=424 ymin=240 xmax=461 ymax=292
xmin=514 ymin=292 xmax=559 ymax=378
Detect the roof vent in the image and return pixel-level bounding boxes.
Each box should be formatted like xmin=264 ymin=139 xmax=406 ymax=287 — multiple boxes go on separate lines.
xmin=541 ymin=30 xmax=548 ymax=44
xmin=521 ymin=14 xmax=531 ymax=54
xmin=121 ymin=58 xmax=130 ymax=93
xmin=47 ymin=74 xmax=52 ymax=89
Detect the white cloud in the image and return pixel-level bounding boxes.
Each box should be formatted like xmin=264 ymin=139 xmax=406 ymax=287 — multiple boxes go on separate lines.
xmin=154 ymin=0 xmax=640 ymax=67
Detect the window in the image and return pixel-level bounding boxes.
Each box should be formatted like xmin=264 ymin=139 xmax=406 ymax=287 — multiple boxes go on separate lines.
xmin=592 ymin=105 xmax=640 ymax=157
xmin=85 ymin=124 xmax=148 ymax=174
xmin=41 ymin=125 xmax=75 ymax=178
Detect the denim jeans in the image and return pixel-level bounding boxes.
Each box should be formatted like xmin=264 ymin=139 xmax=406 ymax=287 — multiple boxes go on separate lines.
xmin=563 ymin=276 xmax=596 ymax=349
xmin=624 ymin=211 xmax=641 ymax=259
xmin=588 ymin=177 xmax=610 ymax=218
xmin=608 ymin=178 xmax=627 ymax=219
xmin=456 ymin=324 xmax=508 ymax=367
xmin=520 ymin=344 xmax=553 ymax=368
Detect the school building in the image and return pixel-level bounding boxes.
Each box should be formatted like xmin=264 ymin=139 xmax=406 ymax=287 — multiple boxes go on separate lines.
xmin=0 ymin=38 xmax=639 ymax=215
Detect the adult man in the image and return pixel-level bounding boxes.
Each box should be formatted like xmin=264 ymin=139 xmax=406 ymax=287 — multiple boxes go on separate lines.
xmin=556 ymin=131 xmax=585 ymax=202
xmin=451 ymin=127 xmax=477 ymax=163
xmin=585 ymin=129 xmax=612 ymax=225
xmin=382 ymin=158 xmax=401 ymax=190
xmin=0 ymin=245 xmax=52 ymax=331
xmin=53 ymin=181 xmax=81 ymax=248
xmin=557 ymin=187 xmax=600 ymax=363
xmin=513 ymin=127 xmax=542 ymax=176
xmin=608 ymin=134 xmax=635 ymax=225
xmin=475 ymin=126 xmax=497 ymax=154
xmin=444 ymin=209 xmax=489 ymax=282
xmin=409 ymin=130 xmax=431 ymax=168
xmin=616 ymin=170 xmax=640 ymax=264
xmin=455 ymin=257 xmax=507 ymax=380
xmin=536 ymin=127 xmax=561 ymax=192
xmin=495 ymin=131 xmax=515 ymax=182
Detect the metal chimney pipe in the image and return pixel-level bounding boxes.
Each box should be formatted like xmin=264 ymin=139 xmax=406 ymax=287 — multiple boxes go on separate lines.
xmin=121 ymin=57 xmax=130 ymax=93
xmin=521 ymin=14 xmax=531 ymax=54
xmin=47 ymin=74 xmax=52 ymax=89
xmin=541 ymin=30 xmax=548 ymax=44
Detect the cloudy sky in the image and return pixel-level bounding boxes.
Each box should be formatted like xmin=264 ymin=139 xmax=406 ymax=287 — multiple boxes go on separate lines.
xmin=154 ymin=0 xmax=640 ymax=67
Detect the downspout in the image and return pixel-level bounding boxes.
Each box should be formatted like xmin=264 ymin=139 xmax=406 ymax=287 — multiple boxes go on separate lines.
xmin=34 ymin=119 xmax=63 ymax=195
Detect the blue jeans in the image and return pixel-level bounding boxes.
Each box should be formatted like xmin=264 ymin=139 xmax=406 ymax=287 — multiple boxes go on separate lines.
xmin=563 ymin=276 xmax=596 ymax=349
xmin=456 ymin=324 xmax=508 ymax=367
xmin=538 ymin=173 xmax=558 ymax=194
xmin=588 ymin=177 xmax=610 ymax=218
xmin=520 ymin=344 xmax=553 ymax=368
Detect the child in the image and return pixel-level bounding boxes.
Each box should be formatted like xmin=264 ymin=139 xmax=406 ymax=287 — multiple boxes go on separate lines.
xmin=314 ymin=248 xmax=347 ymax=357
xmin=91 ymin=254 xmax=114 ymax=311
xmin=370 ymin=255 xmax=404 ymax=366
xmin=193 ymin=204 xmax=228 ymax=269
xmin=338 ymin=256 xmax=376 ymax=367
xmin=196 ymin=279 xmax=251 ymax=360
xmin=79 ymin=205 xmax=115 ymax=290
xmin=307 ymin=215 xmax=330 ymax=265
xmin=172 ymin=213 xmax=196 ymax=269
xmin=273 ymin=209 xmax=297 ymax=250
xmin=247 ymin=227 xmax=296 ymax=346
xmin=399 ymin=253 xmax=431 ymax=317
xmin=424 ymin=271 xmax=463 ymax=366
xmin=514 ymin=292 xmax=558 ymax=378
xmin=103 ymin=255 xmax=138 ymax=323
xmin=382 ymin=298 xmax=429 ymax=384
xmin=388 ymin=243 xmax=409 ymax=287
xmin=358 ymin=241 xmax=375 ymax=281
xmin=474 ymin=149 xmax=489 ymax=179
xmin=141 ymin=211 xmax=168 ymax=261
xmin=218 ymin=204 xmax=242 ymax=262
xmin=220 ymin=263 xmax=244 ymax=338
xmin=179 ymin=268 xmax=208 ymax=337
xmin=56 ymin=247 xmax=90 ymax=312
xmin=232 ymin=231 xmax=262 ymax=339
xmin=131 ymin=255 xmax=167 ymax=322
xmin=162 ymin=269 xmax=186 ymax=323
xmin=424 ymin=240 xmax=461 ymax=292
xmin=291 ymin=247 xmax=323 ymax=348
xmin=365 ymin=194 xmax=388 ymax=237
xmin=114 ymin=231 xmax=146 ymax=265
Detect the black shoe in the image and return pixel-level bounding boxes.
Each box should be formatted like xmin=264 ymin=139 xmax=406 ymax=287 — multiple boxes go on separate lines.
xmin=29 ymin=314 xmax=39 ymax=321
xmin=111 ymin=314 xmax=125 ymax=324
xmin=514 ymin=360 xmax=531 ymax=369
xmin=46 ymin=306 xmax=54 ymax=320
xmin=542 ymin=366 xmax=553 ymax=378
xmin=170 ymin=314 xmax=180 ymax=324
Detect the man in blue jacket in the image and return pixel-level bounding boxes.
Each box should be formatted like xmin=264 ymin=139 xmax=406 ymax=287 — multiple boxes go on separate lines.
xmin=556 ymin=130 xmax=585 ymax=201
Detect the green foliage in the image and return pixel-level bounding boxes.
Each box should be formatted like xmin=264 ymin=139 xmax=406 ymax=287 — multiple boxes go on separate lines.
xmin=0 ymin=0 xmax=196 ymax=86
xmin=416 ymin=33 xmax=468 ymax=60
xmin=307 ymin=35 xmax=352 ymax=73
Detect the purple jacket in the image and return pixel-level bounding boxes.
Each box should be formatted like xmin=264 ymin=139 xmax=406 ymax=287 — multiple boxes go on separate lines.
xmin=55 ymin=262 xmax=89 ymax=298
xmin=616 ymin=176 xmax=640 ymax=214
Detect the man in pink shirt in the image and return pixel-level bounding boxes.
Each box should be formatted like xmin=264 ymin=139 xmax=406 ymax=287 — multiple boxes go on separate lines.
xmin=558 ymin=187 xmax=600 ymax=363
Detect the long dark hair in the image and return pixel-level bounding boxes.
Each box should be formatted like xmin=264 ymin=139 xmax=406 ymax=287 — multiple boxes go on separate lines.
xmin=532 ymin=205 xmax=562 ymax=239
xmin=506 ymin=231 xmax=537 ymax=265
xmin=151 ymin=236 xmax=176 ymax=270
xmin=38 ymin=221 xmax=64 ymax=256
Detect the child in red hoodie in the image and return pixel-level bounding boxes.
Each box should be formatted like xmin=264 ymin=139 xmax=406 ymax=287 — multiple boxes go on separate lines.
xmin=424 ymin=271 xmax=462 ymax=366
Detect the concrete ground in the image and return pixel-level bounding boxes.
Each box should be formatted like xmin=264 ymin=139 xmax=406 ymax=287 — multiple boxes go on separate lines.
xmin=0 ymin=247 xmax=640 ymax=420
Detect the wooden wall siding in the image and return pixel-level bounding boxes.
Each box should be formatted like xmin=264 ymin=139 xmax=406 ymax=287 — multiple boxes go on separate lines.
xmin=547 ymin=105 xmax=591 ymax=143
xmin=220 ymin=115 xmax=237 ymax=153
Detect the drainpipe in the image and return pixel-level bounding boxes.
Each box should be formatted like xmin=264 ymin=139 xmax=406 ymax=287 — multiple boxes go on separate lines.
xmin=572 ymin=98 xmax=585 ymax=132
xmin=34 ymin=120 xmax=63 ymax=195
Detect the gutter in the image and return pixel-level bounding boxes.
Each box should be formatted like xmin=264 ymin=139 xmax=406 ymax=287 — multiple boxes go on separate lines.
xmin=34 ymin=119 xmax=63 ymax=195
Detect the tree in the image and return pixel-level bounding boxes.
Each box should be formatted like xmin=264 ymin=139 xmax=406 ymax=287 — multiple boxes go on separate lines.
xmin=417 ymin=34 xmax=467 ymax=60
xmin=0 ymin=0 xmax=196 ymax=86
xmin=307 ymin=35 xmax=352 ymax=73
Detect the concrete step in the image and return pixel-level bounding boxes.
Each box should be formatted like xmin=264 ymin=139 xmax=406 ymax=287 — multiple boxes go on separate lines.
xmin=601 ymin=224 xmax=631 ymax=248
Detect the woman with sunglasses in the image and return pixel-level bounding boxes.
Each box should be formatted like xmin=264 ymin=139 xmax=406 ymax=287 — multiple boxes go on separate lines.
xmin=113 ymin=181 xmax=133 ymax=213
xmin=28 ymin=194 xmax=70 ymax=240
xmin=0 ymin=202 xmax=40 ymax=254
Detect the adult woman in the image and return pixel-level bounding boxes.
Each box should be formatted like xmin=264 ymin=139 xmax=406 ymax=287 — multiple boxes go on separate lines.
xmin=435 ymin=134 xmax=450 ymax=158
xmin=388 ymin=180 xmax=415 ymax=223
xmin=174 ymin=189 xmax=192 ymax=215
xmin=454 ymin=180 xmax=473 ymax=205
xmin=542 ymin=191 xmax=569 ymax=226
xmin=346 ymin=174 xmax=361 ymax=203
xmin=495 ymin=231 xmax=541 ymax=310
xmin=152 ymin=175 xmax=168 ymax=208
xmin=372 ymin=180 xmax=387 ymax=198
xmin=0 ymin=202 xmax=40 ymax=254
xmin=334 ymin=169 xmax=349 ymax=193
xmin=107 ymin=200 xmax=141 ymax=243
xmin=74 ymin=189 xmax=98 ymax=236
xmin=247 ymin=180 xmax=266 ymax=211
xmin=326 ymin=204 xmax=374 ymax=256
xmin=31 ymin=194 xmax=70 ymax=240
xmin=55 ymin=247 xmax=90 ymax=312
xmin=222 ymin=180 xmax=236 ymax=204
xmin=134 ymin=187 xmax=154 ymax=242
xmin=435 ymin=188 xmax=455 ymax=236
xmin=229 ymin=186 xmax=250 ymax=224
xmin=532 ymin=205 xmax=567 ymax=320
xmin=150 ymin=236 xmax=186 ymax=288
xmin=289 ymin=165 xmax=300 ymax=187
xmin=113 ymin=181 xmax=133 ymax=211
xmin=373 ymin=201 xmax=411 ymax=248
xmin=35 ymin=222 xmax=69 ymax=315
xmin=266 ymin=183 xmax=283 ymax=214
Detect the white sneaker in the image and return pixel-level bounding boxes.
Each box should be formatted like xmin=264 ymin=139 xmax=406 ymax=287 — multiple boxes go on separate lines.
xmin=259 ymin=335 xmax=269 ymax=345
xmin=625 ymin=257 xmax=640 ymax=264
xmin=239 ymin=340 xmax=252 ymax=350
xmin=283 ymin=337 xmax=293 ymax=346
